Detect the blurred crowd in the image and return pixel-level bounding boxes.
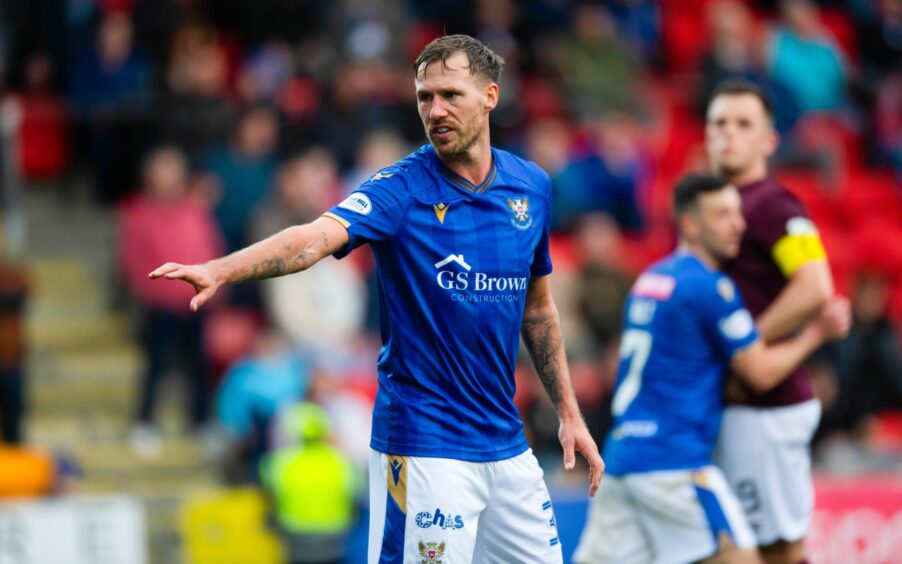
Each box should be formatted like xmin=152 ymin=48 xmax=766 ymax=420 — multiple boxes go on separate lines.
xmin=1 ymin=0 xmax=901 ymax=559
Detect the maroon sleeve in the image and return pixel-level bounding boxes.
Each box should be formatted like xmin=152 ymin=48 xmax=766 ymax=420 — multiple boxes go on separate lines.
xmin=747 ymin=189 xmax=809 ymax=249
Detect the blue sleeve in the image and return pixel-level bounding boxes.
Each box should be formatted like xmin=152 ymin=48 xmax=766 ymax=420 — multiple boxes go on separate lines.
xmin=530 ymin=178 xmax=553 ymax=277
xmin=323 ymin=167 xmax=412 ymax=258
xmin=697 ymin=274 xmax=759 ymax=360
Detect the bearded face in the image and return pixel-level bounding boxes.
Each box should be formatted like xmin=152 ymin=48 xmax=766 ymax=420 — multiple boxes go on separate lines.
xmin=415 ymin=51 xmax=497 ymax=163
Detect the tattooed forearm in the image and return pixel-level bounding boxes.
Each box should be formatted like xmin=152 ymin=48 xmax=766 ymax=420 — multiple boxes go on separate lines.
xmin=251 ymin=257 xmax=287 ymax=279
xmin=522 ymin=312 xmax=564 ymax=407
xmin=223 ymin=227 xmax=321 ymax=284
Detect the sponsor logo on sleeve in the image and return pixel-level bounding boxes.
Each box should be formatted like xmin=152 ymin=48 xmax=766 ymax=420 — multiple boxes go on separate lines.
xmin=719 ymin=309 xmax=754 ymax=340
xmin=338 ymin=192 xmax=372 ymax=215
xmin=786 ymin=217 xmax=818 ymax=235
xmin=631 ymin=273 xmax=676 ymax=300
xmin=372 ymin=170 xmax=394 ymax=181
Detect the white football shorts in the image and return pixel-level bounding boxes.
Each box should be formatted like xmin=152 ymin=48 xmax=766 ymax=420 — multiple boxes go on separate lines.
xmin=713 ymin=398 xmax=821 ymax=546
xmin=367 ymin=448 xmax=563 ymax=563
xmin=572 ymin=465 xmax=755 ymax=564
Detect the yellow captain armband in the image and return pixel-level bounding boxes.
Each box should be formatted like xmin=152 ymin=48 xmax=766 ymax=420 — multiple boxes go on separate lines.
xmin=771 ymin=217 xmax=827 ymax=278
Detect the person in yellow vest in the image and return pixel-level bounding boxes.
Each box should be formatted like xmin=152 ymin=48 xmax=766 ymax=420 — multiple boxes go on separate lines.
xmin=260 ymin=401 xmax=359 ymax=564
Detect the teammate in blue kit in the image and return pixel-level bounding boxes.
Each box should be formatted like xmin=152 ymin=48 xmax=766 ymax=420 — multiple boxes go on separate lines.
xmin=573 ymin=175 xmax=849 ymax=564
xmin=150 ymin=35 xmax=603 ymax=563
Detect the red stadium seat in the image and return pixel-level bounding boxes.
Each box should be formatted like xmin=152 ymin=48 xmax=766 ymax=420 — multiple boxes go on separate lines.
xmin=819 ymin=9 xmax=859 ymax=67
xmin=889 ymin=280 xmax=902 ymax=326
xmin=549 ymin=233 xmax=580 ymax=273
xmin=872 ymin=411 xmax=902 ymax=450
xmin=11 ymin=95 xmax=69 ymax=182
xmin=659 ymin=0 xmax=711 ymax=73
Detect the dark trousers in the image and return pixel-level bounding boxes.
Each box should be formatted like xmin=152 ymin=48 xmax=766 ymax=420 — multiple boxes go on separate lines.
xmin=0 ymin=369 xmax=24 ymax=443
xmin=137 ymin=308 xmax=208 ymax=426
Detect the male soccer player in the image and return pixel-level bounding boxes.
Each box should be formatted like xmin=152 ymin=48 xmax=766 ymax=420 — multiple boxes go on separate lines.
xmin=706 ymin=80 xmax=835 ymax=563
xmin=149 ymin=35 xmax=603 ymax=563
xmin=572 ymin=174 xmax=849 ymax=564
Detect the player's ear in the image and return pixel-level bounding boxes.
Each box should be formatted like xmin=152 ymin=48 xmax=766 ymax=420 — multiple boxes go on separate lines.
xmin=678 ymin=211 xmax=700 ymax=241
xmin=483 ymin=82 xmax=499 ymax=113
xmin=763 ymin=126 xmax=779 ymax=159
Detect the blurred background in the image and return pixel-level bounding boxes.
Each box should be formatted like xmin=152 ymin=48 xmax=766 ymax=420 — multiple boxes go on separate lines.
xmin=0 ymin=0 xmax=900 ymax=562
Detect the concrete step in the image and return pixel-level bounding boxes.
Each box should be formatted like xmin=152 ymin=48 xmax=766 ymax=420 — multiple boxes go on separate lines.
xmin=30 ymin=343 xmax=141 ymax=381
xmin=28 ymin=313 xmax=135 ymax=353
xmin=72 ymin=438 xmax=210 ymax=473
xmin=29 ymin=376 xmax=137 ymax=418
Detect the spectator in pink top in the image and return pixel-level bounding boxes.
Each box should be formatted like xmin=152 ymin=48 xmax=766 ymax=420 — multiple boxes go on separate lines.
xmin=118 ymin=146 xmax=222 ymax=455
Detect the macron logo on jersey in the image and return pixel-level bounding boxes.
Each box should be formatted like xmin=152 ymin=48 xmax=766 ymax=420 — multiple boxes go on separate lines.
xmin=632 ymin=273 xmax=676 ymax=300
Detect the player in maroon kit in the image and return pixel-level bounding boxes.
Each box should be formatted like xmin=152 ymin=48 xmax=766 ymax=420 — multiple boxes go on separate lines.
xmin=705 ymin=80 xmax=836 ymax=564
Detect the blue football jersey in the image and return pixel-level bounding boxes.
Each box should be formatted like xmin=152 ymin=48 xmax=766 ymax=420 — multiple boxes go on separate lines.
xmin=603 ymin=252 xmax=759 ymax=475
xmin=323 ymin=145 xmax=552 ymax=461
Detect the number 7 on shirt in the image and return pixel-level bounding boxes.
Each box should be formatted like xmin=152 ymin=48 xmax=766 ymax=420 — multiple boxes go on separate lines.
xmin=611 ymin=329 xmax=653 ymax=416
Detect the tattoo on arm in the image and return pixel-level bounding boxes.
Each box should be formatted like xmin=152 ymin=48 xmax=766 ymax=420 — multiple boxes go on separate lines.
xmin=522 ymin=313 xmax=564 ymax=406
xmin=250 ymin=257 xmax=288 ymax=279
xmin=231 ymin=231 xmax=319 ymax=283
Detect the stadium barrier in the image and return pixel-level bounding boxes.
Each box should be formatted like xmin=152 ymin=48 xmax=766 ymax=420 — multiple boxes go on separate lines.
xmin=0 ymin=495 xmax=145 ymax=564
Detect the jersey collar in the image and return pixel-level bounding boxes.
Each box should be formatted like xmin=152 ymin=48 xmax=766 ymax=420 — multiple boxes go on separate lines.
xmin=429 ymin=146 xmax=499 ymax=196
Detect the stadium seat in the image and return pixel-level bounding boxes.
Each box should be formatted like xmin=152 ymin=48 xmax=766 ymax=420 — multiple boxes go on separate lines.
xmin=872 ymin=411 xmax=902 ymax=450
xmin=180 ymin=487 xmax=284 ymax=564
xmin=0 ymin=447 xmax=54 ymax=497
xmin=819 ymin=9 xmax=858 ymax=66
xmin=12 ymin=95 xmax=69 ymax=182
xmin=659 ymin=0 xmax=710 ymax=73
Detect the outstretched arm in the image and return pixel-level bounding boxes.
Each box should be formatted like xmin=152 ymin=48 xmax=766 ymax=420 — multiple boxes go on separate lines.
xmin=521 ymin=275 xmax=604 ymax=496
xmin=149 ymin=216 xmax=349 ymax=312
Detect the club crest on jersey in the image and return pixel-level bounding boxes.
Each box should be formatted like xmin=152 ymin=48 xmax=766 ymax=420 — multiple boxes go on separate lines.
xmin=717 ymin=278 xmax=735 ymax=302
xmin=418 ymin=541 xmax=446 ymax=563
xmin=507 ymin=197 xmax=533 ymax=230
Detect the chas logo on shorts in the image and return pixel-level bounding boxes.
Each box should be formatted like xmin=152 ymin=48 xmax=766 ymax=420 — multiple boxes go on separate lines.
xmin=719 ymin=309 xmax=754 ymax=340
xmin=415 ymin=508 xmax=464 ymax=530
xmin=338 ymin=192 xmax=372 ymax=215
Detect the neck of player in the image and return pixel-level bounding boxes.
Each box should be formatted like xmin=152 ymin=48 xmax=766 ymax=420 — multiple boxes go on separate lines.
xmin=679 ymin=241 xmax=722 ymax=271
xmin=440 ymin=124 xmax=493 ymax=186
xmin=723 ymin=160 xmax=768 ymax=188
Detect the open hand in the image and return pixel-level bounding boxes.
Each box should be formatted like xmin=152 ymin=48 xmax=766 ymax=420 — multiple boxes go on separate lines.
xmin=149 ymin=262 xmax=220 ymax=312
xmin=559 ymin=418 xmax=605 ymax=496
